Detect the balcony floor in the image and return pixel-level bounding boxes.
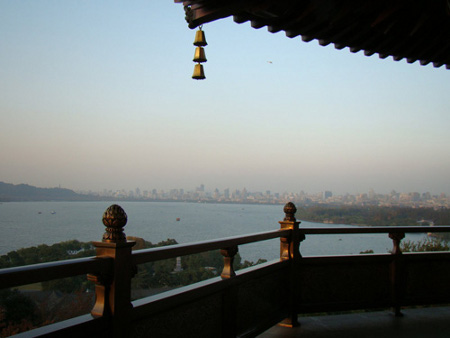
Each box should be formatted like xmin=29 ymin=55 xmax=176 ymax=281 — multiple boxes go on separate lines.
xmin=259 ymin=306 xmax=450 ymax=338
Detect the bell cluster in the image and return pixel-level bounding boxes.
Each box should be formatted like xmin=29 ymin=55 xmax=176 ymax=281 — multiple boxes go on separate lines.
xmin=192 ymin=27 xmax=207 ymax=80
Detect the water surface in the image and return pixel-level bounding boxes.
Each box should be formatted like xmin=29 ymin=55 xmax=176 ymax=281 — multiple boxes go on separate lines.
xmin=0 ymin=201 xmax=426 ymax=262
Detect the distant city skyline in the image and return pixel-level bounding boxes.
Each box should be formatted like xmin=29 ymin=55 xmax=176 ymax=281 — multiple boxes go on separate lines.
xmin=1 ymin=180 xmax=448 ymax=208
xmin=1 ymin=2 xmax=449 ymax=198
xmin=59 ymin=182 xmax=450 ymax=198
xmin=82 ymin=184 xmax=448 ymax=197
xmin=76 ymin=183 xmax=449 ymax=208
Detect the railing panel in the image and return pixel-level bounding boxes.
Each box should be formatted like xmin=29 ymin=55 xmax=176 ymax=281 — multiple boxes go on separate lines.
xmin=403 ymin=252 xmax=450 ymax=305
xmin=129 ymin=261 xmax=290 ymax=338
xmin=132 ymin=292 xmax=223 ymax=338
xmin=236 ymin=265 xmax=289 ymax=336
xmin=297 ymin=255 xmax=393 ymax=313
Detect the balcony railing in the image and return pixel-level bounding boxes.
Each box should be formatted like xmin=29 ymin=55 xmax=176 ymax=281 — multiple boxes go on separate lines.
xmin=1 ymin=202 xmax=450 ymax=337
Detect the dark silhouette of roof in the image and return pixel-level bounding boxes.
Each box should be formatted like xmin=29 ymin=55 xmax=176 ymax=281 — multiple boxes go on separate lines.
xmin=176 ymin=0 xmax=450 ymax=69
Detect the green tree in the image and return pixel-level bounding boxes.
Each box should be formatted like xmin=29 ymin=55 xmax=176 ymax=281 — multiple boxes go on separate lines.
xmin=400 ymin=237 xmax=450 ymax=252
xmin=0 ymin=289 xmax=40 ymax=329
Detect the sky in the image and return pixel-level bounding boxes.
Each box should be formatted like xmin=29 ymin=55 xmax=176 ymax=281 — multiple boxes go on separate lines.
xmin=1 ymin=1 xmax=449 ymax=196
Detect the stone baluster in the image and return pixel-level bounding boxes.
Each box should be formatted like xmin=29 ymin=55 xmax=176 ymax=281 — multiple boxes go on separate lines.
xmin=389 ymin=232 xmax=405 ymax=317
xmin=279 ymin=202 xmax=303 ymax=327
xmin=88 ymin=204 xmax=135 ymax=337
xmin=88 ymin=267 xmax=112 ymax=318
xmin=389 ymin=232 xmax=405 ymax=256
xmin=220 ymin=245 xmax=239 ymax=337
xmin=220 ymin=246 xmax=238 ymax=279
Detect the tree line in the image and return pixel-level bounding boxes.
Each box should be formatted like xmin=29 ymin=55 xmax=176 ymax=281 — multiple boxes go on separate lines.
xmin=296 ymin=206 xmax=450 ymax=226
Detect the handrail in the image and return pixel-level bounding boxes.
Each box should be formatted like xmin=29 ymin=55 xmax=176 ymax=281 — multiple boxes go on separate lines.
xmin=0 ymin=256 xmax=113 ymax=289
xmin=133 ymin=226 xmax=450 ymax=267
xmin=298 ymin=225 xmax=450 ymax=235
xmin=2 ymin=226 xmax=449 ymax=290
xmin=132 ymin=229 xmax=290 ymax=265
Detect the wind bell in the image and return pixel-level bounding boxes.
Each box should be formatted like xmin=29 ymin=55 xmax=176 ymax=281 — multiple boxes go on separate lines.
xmin=192 ymin=26 xmax=207 ymax=80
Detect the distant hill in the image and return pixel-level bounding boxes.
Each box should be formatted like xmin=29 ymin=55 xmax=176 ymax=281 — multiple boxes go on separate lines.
xmin=0 ymin=182 xmax=91 ymax=201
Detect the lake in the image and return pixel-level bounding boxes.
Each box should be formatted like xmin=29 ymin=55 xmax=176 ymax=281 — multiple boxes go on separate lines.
xmin=0 ymin=201 xmax=427 ymax=262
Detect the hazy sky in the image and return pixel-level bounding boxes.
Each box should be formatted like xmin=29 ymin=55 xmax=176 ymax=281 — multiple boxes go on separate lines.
xmin=1 ymin=1 xmax=449 ymax=195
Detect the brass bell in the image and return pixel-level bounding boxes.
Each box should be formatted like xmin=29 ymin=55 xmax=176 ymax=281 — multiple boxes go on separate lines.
xmin=192 ymin=63 xmax=206 ymax=80
xmin=193 ymin=47 xmax=207 ymax=63
xmin=193 ymin=28 xmax=207 ymax=47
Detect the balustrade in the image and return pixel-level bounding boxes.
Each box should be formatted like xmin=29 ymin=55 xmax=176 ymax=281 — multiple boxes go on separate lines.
xmin=1 ymin=203 xmax=450 ymax=337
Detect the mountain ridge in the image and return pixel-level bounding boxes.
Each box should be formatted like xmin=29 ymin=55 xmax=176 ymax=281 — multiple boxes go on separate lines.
xmin=0 ymin=182 xmax=90 ymax=201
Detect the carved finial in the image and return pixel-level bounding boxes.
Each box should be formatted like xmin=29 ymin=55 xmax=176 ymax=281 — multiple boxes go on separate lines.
xmin=102 ymin=204 xmax=127 ymax=242
xmin=283 ymin=202 xmax=297 ymax=221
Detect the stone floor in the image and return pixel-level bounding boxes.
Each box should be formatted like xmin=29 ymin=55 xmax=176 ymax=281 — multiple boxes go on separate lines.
xmin=259 ymin=306 xmax=450 ymax=338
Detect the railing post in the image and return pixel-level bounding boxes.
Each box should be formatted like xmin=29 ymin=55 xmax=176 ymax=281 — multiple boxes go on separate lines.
xmin=389 ymin=232 xmax=405 ymax=317
xmin=279 ymin=202 xmax=303 ymax=327
xmin=220 ymin=246 xmax=239 ymax=337
xmin=220 ymin=246 xmax=238 ymax=279
xmin=88 ymin=204 xmax=136 ymax=337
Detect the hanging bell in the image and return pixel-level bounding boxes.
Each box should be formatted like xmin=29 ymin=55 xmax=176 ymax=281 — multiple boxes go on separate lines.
xmin=193 ymin=28 xmax=207 ymax=47
xmin=193 ymin=47 xmax=207 ymax=63
xmin=192 ymin=63 xmax=206 ymax=80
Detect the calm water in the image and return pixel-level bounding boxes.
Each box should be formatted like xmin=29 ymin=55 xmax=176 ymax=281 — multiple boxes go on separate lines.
xmin=0 ymin=201 xmax=426 ymax=262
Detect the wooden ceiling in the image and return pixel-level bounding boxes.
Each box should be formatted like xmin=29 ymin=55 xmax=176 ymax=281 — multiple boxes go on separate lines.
xmin=175 ymin=0 xmax=450 ymax=69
